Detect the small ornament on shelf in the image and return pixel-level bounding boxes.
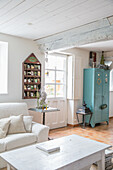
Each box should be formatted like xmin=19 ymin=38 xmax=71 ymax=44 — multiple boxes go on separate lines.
xmin=24 ymin=71 xmax=26 ymax=75
xmin=38 ymin=78 xmax=40 ymax=83
xmin=34 ymin=85 xmax=37 ymax=90
xmin=24 ymin=64 xmax=27 ymax=69
xmin=34 ymin=79 xmax=38 ymax=83
xmin=31 ymin=92 xmax=34 ymax=97
xmin=24 ymin=85 xmax=27 ymax=90
xmin=24 ymin=78 xmax=27 ymax=83
xmin=27 ymin=92 xmax=30 ymax=97
xmin=38 ymin=65 xmax=40 ymax=70
xmin=27 ymin=85 xmax=31 ymax=90
xmin=27 ymin=71 xmax=31 ymax=75
xmin=31 ymin=65 xmax=34 ymax=69
xmin=31 ymin=85 xmax=34 ymax=89
xmin=28 ymin=79 xmax=31 ymax=83
xmin=27 ymin=64 xmax=30 ymax=69
xmin=31 ymin=78 xmax=34 ymax=82
xmin=38 ymin=71 xmax=40 ymax=76
xmin=31 ymin=71 xmax=34 ymax=75
xmin=35 ymin=65 xmax=38 ymax=69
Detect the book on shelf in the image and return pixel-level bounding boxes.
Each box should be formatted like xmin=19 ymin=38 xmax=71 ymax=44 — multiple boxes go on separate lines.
xmin=36 ymin=142 xmax=60 ymax=153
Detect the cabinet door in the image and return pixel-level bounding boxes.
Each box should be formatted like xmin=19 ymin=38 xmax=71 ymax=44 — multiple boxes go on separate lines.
xmin=94 ymin=70 xmax=103 ymax=122
xmin=101 ymin=71 xmax=109 ymax=121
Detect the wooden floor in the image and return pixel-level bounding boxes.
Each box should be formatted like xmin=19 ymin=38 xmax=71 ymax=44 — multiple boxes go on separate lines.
xmin=2 ymin=118 xmax=113 ymax=170
xmin=49 ymin=118 xmax=113 ymax=146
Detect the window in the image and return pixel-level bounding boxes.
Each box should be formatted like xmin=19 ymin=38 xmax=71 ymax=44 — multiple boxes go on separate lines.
xmin=45 ymin=54 xmax=66 ymax=98
xmin=0 ymin=41 xmax=8 ymax=94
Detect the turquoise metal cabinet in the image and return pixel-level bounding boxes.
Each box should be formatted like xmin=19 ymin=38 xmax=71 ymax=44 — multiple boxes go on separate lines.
xmin=83 ymin=68 xmax=110 ymax=128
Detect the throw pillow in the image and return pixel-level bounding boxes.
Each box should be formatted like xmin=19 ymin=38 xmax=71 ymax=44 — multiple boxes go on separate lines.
xmin=23 ymin=116 xmax=33 ymax=133
xmin=0 ymin=118 xmax=10 ymax=139
xmin=8 ymin=115 xmax=26 ymax=134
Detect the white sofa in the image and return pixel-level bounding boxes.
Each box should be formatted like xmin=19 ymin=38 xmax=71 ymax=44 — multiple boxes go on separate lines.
xmin=0 ymin=103 xmax=49 ymax=169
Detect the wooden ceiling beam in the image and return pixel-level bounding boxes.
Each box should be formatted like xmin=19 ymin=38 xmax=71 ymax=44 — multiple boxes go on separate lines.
xmin=35 ymin=16 xmax=113 ymax=52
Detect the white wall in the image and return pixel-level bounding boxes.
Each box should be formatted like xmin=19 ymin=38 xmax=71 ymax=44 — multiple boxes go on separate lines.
xmin=0 ymin=33 xmax=44 ymax=119
xmin=105 ymin=51 xmax=113 ymax=117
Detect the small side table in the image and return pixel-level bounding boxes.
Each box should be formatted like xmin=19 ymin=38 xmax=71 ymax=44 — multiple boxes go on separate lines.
xmin=29 ymin=107 xmax=60 ymax=125
xmin=76 ymin=111 xmax=92 ymax=129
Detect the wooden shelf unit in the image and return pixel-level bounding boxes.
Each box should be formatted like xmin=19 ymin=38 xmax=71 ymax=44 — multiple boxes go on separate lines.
xmin=22 ymin=53 xmax=41 ymax=99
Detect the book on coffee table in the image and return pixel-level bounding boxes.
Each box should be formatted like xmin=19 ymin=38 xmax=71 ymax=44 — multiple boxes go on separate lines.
xmin=36 ymin=143 xmax=60 ymax=153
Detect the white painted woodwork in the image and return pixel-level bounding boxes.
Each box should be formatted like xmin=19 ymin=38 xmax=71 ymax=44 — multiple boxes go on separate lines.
xmin=74 ymin=57 xmax=82 ymax=99
xmin=104 ymin=51 xmax=113 ymax=118
xmin=0 ymin=0 xmax=113 ymax=41
xmin=97 ymin=151 xmax=105 ymax=170
xmin=66 ymin=48 xmax=89 ymax=125
xmin=7 ymin=164 xmax=11 ymax=170
xmin=67 ymin=53 xmax=82 ymax=125
xmin=0 ymin=135 xmax=111 ymax=170
xmin=79 ymin=40 xmax=113 ymax=52
xmin=45 ymin=99 xmax=67 ymax=129
xmin=36 ymin=17 xmax=113 ymax=51
xmin=67 ymin=100 xmax=75 ymax=125
xmin=67 ymin=55 xmax=82 ymax=100
xmin=67 ymin=55 xmax=73 ymax=99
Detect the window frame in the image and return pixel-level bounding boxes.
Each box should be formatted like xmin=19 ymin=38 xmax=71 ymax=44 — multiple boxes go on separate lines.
xmin=0 ymin=41 xmax=8 ymax=94
xmin=110 ymin=69 xmax=113 ymax=91
xmin=45 ymin=54 xmax=67 ymax=99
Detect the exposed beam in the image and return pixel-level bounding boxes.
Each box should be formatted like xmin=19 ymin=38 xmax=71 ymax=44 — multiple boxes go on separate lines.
xmin=35 ymin=16 xmax=113 ymax=52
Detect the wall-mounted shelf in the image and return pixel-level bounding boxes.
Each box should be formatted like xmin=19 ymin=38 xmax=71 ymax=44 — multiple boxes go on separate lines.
xmin=22 ymin=53 xmax=41 ymax=99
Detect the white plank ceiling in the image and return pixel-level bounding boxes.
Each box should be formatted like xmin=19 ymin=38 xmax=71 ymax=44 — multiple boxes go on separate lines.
xmin=0 ymin=0 xmax=113 ymax=40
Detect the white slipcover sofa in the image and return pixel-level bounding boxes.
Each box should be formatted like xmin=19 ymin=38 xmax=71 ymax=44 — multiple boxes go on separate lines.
xmin=0 ymin=102 xmax=49 ymax=169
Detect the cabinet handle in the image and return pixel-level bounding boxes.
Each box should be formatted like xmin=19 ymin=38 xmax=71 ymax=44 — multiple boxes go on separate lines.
xmin=101 ymin=104 xmax=107 ymax=109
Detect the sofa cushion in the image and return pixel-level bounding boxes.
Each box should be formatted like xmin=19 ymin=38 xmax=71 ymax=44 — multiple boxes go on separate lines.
xmin=8 ymin=115 xmax=26 ymax=134
xmin=0 ymin=118 xmax=10 ymax=139
xmin=0 ymin=140 xmax=5 ymax=152
xmin=0 ymin=103 xmax=29 ymax=119
xmin=23 ymin=116 xmax=33 ymax=132
xmin=3 ymin=133 xmax=37 ymax=151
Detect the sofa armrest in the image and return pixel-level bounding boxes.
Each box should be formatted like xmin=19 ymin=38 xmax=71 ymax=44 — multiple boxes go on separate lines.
xmin=32 ymin=122 xmax=49 ymax=143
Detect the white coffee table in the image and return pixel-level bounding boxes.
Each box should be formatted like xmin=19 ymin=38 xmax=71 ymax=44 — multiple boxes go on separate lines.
xmin=0 ymin=135 xmax=111 ymax=170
